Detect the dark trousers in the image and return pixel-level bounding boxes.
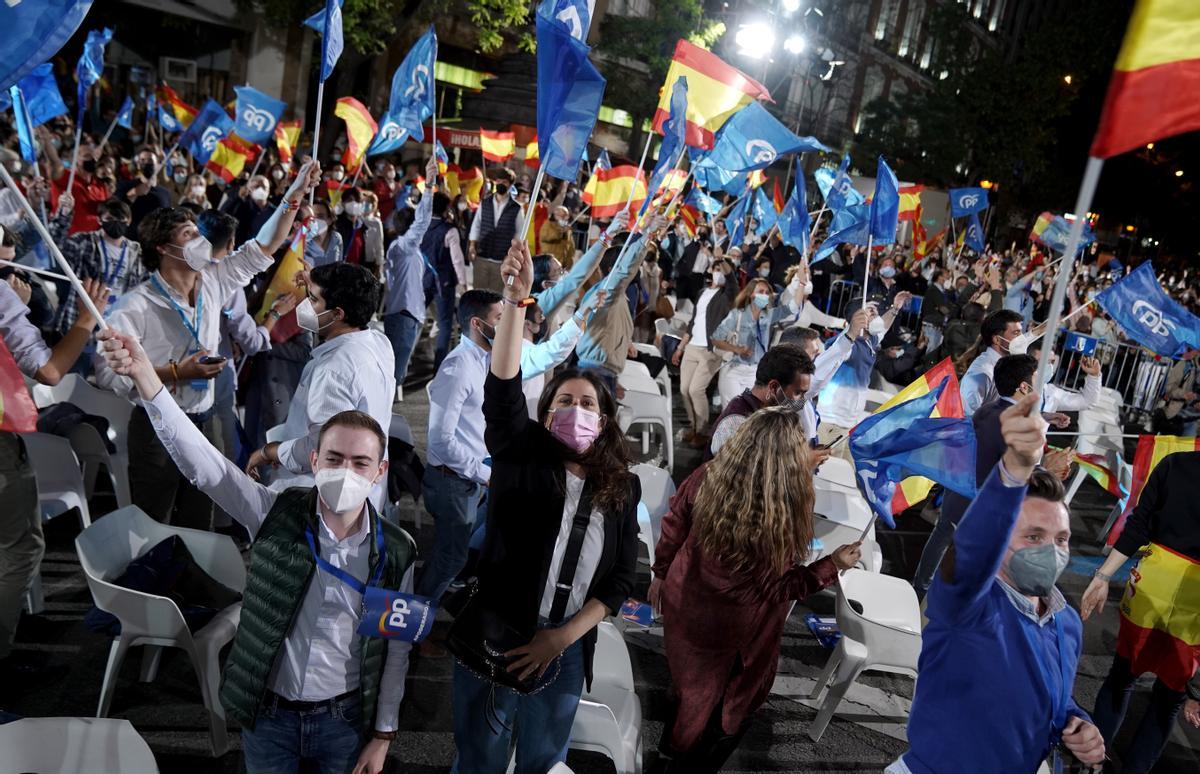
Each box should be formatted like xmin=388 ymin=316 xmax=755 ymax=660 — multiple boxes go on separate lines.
xmin=433 ymin=284 xmax=457 ymax=372
xmin=1092 ymin=654 xmax=1187 ymax=774
xmin=654 ymin=695 xmax=748 ymax=774
xmin=0 ymin=433 xmax=41 ymax=660
xmin=128 ymin=406 xmax=218 ymax=531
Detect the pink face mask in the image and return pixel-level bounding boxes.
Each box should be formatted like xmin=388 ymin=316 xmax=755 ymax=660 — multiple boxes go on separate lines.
xmin=549 ymin=406 xmax=603 ymax=453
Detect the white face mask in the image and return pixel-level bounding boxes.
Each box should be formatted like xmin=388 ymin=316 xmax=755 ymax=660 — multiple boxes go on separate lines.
xmin=344 ymin=202 xmax=363 ymax=217
xmin=308 ymin=219 xmax=328 ymax=237
xmin=331 ymin=170 xmax=345 ymax=182
xmin=250 ymin=188 xmax=269 ymax=204
xmin=868 ymin=314 xmax=888 ymax=337
xmin=296 ymin=297 xmax=335 ymax=333
xmin=173 ymin=171 xmax=188 ymax=184
xmin=190 ymin=184 xmax=206 ymax=198
xmin=314 ymin=467 xmax=376 ymax=514
xmin=271 ymin=169 xmax=285 ymax=181
xmin=803 ymin=281 xmax=814 ymax=295
xmin=169 ymin=235 xmax=213 ymax=271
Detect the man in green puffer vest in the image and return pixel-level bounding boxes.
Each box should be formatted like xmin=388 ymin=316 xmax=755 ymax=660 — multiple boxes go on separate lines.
xmin=97 ymin=327 xmax=417 ymax=774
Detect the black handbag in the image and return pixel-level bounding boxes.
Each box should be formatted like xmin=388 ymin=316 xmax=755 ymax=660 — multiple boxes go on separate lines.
xmin=445 ymin=480 xmax=595 ymax=697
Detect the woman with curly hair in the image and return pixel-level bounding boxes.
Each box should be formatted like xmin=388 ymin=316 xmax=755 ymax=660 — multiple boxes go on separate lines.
xmin=648 ymin=408 xmax=862 ymax=773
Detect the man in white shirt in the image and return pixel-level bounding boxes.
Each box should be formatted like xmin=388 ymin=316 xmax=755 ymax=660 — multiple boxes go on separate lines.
xmin=96 ymin=327 xmax=416 ymax=774
xmin=961 ymin=309 xmax=1025 ymax=417
xmin=93 ymin=161 xmax=321 ymax=530
xmin=468 ymin=168 xmax=524 ymax=292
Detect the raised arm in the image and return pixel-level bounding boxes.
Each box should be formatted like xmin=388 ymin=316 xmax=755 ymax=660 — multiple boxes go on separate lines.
xmin=253 ymin=160 xmax=321 ymax=254
xmin=534 ymin=210 xmax=628 ymax=318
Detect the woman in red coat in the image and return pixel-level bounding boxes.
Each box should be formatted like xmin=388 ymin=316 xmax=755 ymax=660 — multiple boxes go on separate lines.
xmin=648 ymin=407 xmax=861 ymax=773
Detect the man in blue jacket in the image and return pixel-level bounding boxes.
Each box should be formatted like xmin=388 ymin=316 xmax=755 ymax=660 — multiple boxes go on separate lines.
xmin=888 ymin=392 xmax=1106 ymax=773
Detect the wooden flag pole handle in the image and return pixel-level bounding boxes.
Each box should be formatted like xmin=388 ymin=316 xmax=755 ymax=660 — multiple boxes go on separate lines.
xmin=0 ymin=163 xmax=107 ymax=329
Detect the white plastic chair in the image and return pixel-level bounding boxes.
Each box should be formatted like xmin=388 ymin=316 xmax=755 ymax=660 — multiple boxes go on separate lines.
xmin=617 ymin=363 xmax=673 ymax=471
xmin=814 ymin=456 xmax=857 ymax=490
xmin=21 ymin=432 xmax=92 ymax=529
xmin=42 ymin=374 xmax=134 ymax=508
xmin=863 ymin=388 xmax=895 ymax=413
xmin=635 ymin=503 xmax=656 ymax=567
xmin=76 ymin=506 xmax=246 ymax=756
xmin=631 ymin=463 xmax=675 ymax=526
xmin=69 ymin=423 xmax=132 ymax=508
xmin=571 ymin=621 xmax=643 ymax=774
xmin=631 ymin=343 xmax=671 ymax=412
xmin=808 ymin=569 xmax=922 ymax=741
xmin=0 ymin=717 xmax=159 ymax=773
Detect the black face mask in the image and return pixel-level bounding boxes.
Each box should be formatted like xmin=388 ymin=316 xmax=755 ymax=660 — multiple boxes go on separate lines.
xmin=81 ymin=159 xmax=97 ymax=174
xmin=139 ymin=162 xmax=156 ymax=178
xmin=100 ymin=221 xmax=127 ymax=240
xmin=494 ymin=184 xmax=509 ymax=198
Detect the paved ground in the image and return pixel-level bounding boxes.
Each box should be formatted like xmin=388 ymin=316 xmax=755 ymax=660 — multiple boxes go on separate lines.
xmin=5 ymin=330 xmax=1199 ymax=772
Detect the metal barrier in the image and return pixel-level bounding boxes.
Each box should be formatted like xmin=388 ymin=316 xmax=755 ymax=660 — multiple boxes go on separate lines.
xmin=1049 ymin=332 xmax=1170 ymax=417
xmin=825 ymin=279 xmax=859 ymax=320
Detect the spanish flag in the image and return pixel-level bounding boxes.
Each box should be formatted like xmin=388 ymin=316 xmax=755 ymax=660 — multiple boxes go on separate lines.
xmin=206 ymin=137 xmax=250 ymax=182
xmin=334 ymin=97 xmax=378 ymax=173
xmin=898 ymin=185 xmax=923 ymax=222
xmin=1117 ymin=542 xmax=1200 ymax=692
xmin=1090 ymin=0 xmax=1200 ymax=158
xmin=1073 ymin=451 xmax=1128 ymax=499
xmin=0 ymin=336 xmax=37 ymax=433
xmin=1107 ymin=435 xmax=1200 ymax=547
xmin=275 ymin=120 xmax=301 ymax=164
xmin=458 ymin=166 xmax=485 ymax=206
xmin=747 ymin=169 xmax=767 ymax=189
xmin=914 ymin=224 xmax=945 ymax=262
xmin=650 ymin=168 xmax=688 ymax=208
xmin=524 ymin=137 xmax=539 ymax=168
xmin=434 ymin=140 xmax=449 ymax=175
xmin=256 ymin=226 xmax=307 ymax=325
xmin=156 ymin=83 xmax=198 ymax=128
xmin=583 ymin=165 xmax=648 ymax=218
xmin=653 ymin=39 xmax=772 ymax=150
xmin=480 ymin=129 xmax=516 ymax=162
xmin=870 ymin=358 xmax=965 ymax=514
xmin=443 ymin=164 xmax=461 ymax=198
xmin=678 ymin=204 xmax=700 ymax=238
xmin=771 ymin=180 xmax=785 ymax=214
xmin=1029 ymin=211 xmax=1055 ymax=244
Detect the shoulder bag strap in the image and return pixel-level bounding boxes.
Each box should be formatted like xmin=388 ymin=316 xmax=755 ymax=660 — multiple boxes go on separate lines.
xmin=548 ymin=479 xmax=596 ymax=625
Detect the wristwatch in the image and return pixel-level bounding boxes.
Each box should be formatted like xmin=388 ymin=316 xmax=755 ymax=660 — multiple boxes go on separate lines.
xmin=372 ymin=730 xmax=397 ymax=742
xmin=1093 ymin=569 xmax=1113 ymax=582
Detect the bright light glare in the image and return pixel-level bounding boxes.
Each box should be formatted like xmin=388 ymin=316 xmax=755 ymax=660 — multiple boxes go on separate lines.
xmin=782 ymin=0 xmax=801 ymax=12
xmin=784 ymin=35 xmax=806 ymax=54
xmin=736 ymin=23 xmax=775 ymax=58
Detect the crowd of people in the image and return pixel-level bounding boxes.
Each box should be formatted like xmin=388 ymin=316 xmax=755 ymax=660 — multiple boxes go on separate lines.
xmin=0 ymin=106 xmax=1198 ymax=774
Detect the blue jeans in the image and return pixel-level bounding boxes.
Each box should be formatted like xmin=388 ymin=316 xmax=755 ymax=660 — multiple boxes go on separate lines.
xmin=416 ymin=465 xmax=483 ymax=602
xmin=383 ymin=311 xmax=422 ymax=386
xmin=451 ymin=634 xmax=585 ymax=774
xmin=434 ymin=284 xmax=457 ymax=371
xmin=242 ymin=693 xmax=362 ymax=774
xmin=1092 ymin=655 xmax=1188 ymax=774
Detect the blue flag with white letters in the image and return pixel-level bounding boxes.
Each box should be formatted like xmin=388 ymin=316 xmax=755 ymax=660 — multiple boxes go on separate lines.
xmin=1035 ymin=214 xmax=1095 ymax=256
xmin=115 ymin=95 xmax=135 ymax=130
xmin=17 ymin=64 xmax=68 ymax=127
xmin=700 ymin=101 xmax=828 ymax=173
xmin=179 ymin=99 xmax=234 ymax=165
xmin=159 ymin=104 xmax=182 ymax=133
xmin=752 ymin=188 xmax=777 ymax=236
xmin=0 ymin=0 xmax=94 ymax=94
xmin=816 ymin=155 xmax=863 ymax=212
xmin=964 ymin=211 xmax=985 ymax=253
xmin=536 ymin=12 xmax=606 ymax=182
xmin=366 ymin=112 xmax=409 ymax=157
xmin=386 ymin=25 xmax=437 ymax=144
xmin=869 ymin=156 xmax=899 ymax=245
xmin=75 ymin=28 xmax=112 ymax=118
xmin=813 ymin=203 xmax=869 ymax=263
xmin=724 ymin=191 xmax=752 ymax=247
xmin=234 ymin=86 xmax=286 ymax=145
xmin=850 ymin=379 xmax=978 ymax=528
xmin=778 ymin=172 xmax=810 ymax=253
xmin=304 ymin=0 xmax=344 ymax=83
xmin=949 ymin=186 xmax=989 ymax=218
xmin=1095 ymin=262 xmax=1200 ymax=357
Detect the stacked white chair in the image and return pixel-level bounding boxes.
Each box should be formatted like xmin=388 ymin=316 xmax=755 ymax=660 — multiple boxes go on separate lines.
xmin=630 ymin=342 xmax=672 ymax=412
xmin=571 ymin=620 xmax=643 ymax=774
xmin=0 ymin=717 xmax=159 ymax=773
xmin=76 ymin=506 xmax=245 ymax=756
xmin=617 ymin=361 xmax=673 ymax=471
xmin=39 ymin=374 xmax=134 ymax=508
xmin=807 ymin=569 xmax=922 ymax=741
xmin=21 ymin=432 xmax=92 ymax=529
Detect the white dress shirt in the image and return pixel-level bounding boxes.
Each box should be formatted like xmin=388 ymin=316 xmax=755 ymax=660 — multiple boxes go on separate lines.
xmin=141 ymin=388 xmax=411 ymax=731
xmin=276 ymin=328 xmax=396 ymax=475
xmin=427 ymin=337 xmax=491 ymax=484
xmin=0 ymin=280 xmax=51 ymax=376
xmin=521 ymin=317 xmax=583 ymax=409
xmin=538 ymin=471 xmax=605 ymax=620
xmin=94 ymin=240 xmax=273 ymax=414
xmin=1043 ymin=375 xmax=1102 ymax=413
xmin=467 ymin=195 xmax=524 ymax=243
xmin=800 ymin=333 xmax=855 ymax=440
xmin=961 ymin=347 xmax=1004 ymax=417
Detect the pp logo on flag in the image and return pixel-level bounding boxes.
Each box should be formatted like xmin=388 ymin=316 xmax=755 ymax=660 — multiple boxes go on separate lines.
xmin=957 ymin=193 xmax=980 ymax=210
xmin=241 ymin=106 xmax=277 ymax=135
xmin=404 ymin=65 xmax=430 ymax=101
xmin=201 ymin=127 xmax=223 ymax=152
xmin=379 ymin=121 xmax=404 ymax=142
xmin=745 ymin=139 xmax=778 ymax=165
xmin=1132 ymin=301 xmax=1178 ymax=338
xmin=358 ymin=587 xmax=435 ymax=642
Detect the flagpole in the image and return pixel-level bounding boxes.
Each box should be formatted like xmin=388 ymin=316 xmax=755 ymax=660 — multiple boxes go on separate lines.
xmin=509 ymin=163 xmax=548 ymax=287
xmin=1034 ymin=157 xmax=1104 ymax=394
xmin=0 ymin=163 xmax=106 ymax=328
xmin=807 ymin=202 xmax=828 ymax=247
xmin=309 ymin=81 xmax=327 ymax=205
xmin=862 ymin=235 xmax=874 ymax=311
xmin=96 ymin=113 xmax=121 ymax=156
xmin=248 ymin=151 xmax=266 ymax=181
xmin=0 ymin=260 xmax=71 ymax=282
xmin=64 ymin=123 xmax=85 ymax=199
xmin=626 ymin=132 xmax=653 ymax=214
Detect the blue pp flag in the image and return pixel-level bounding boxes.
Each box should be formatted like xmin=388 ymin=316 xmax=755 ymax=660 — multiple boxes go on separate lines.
xmin=304 ymin=0 xmax=344 ymax=83
xmin=640 ymin=77 xmax=687 ymax=214
xmin=0 ymin=0 xmax=94 ymax=94
xmin=358 ymin=586 xmax=436 ymax=642
xmin=813 ymin=203 xmax=870 ymax=263
xmin=114 ymin=95 xmax=134 ymax=130
xmin=535 ymin=13 xmax=606 ymax=182
xmin=850 ymin=378 xmax=978 ymax=528
xmin=386 ymin=25 xmax=437 ymax=144
xmin=724 ymin=191 xmax=751 ymax=247
xmin=685 ymin=187 xmax=722 ymax=216
xmin=814 ymin=155 xmax=863 ymax=211
xmin=778 ymin=173 xmax=810 ymax=253
xmin=964 ymin=211 xmax=985 ymax=253
xmin=18 ymin=64 xmax=68 ymax=127
xmin=159 ymin=104 xmax=182 ymax=133
xmin=949 ymin=186 xmax=989 ymax=218
xmin=179 ymin=99 xmax=234 ymax=165
xmin=1035 ymin=214 xmax=1095 ymax=256
xmin=366 ymin=112 xmax=409 ymax=157
xmin=1095 ymin=262 xmax=1200 ymax=358
xmin=752 ymin=188 xmax=777 ymax=236
xmin=595 ymin=148 xmax=612 ymax=171
xmin=538 ymin=0 xmax=595 ymax=41
xmin=691 ymin=147 xmax=750 ymax=196
xmin=75 ymin=28 xmax=112 ymax=116
xmin=234 ymin=86 xmax=286 ymax=145
xmin=8 ymin=86 xmax=38 ymax=165
xmin=700 ymin=101 xmax=828 ymax=173
xmin=869 ymin=156 xmax=899 ymax=245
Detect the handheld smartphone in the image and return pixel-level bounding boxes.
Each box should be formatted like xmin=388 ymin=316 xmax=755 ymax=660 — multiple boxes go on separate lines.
xmin=198 ymin=355 xmax=227 ymax=365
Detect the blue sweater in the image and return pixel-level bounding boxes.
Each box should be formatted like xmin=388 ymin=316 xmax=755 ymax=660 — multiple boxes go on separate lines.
xmin=902 ymin=468 xmax=1090 ymax=774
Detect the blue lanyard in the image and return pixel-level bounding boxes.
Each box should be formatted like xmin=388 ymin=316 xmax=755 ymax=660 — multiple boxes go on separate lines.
xmin=98 ymin=237 xmax=128 ymax=288
xmin=149 ymin=274 xmax=204 ymax=349
xmin=752 ymin=314 xmax=767 ymax=355
xmin=1020 ymin=613 xmax=1071 ymax=745
xmin=305 ymin=517 xmax=386 ymax=596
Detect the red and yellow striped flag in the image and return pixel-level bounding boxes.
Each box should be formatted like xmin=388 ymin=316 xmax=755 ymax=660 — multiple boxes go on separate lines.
xmin=871 ymin=358 xmax=965 ymax=514
xmin=898 ymin=185 xmax=923 ymax=222
xmin=583 ymin=165 xmax=648 ymax=218
xmin=1091 ymin=0 xmax=1200 ymax=158
xmin=275 ymin=120 xmax=301 ymax=164
xmin=206 ymin=137 xmax=249 ymax=182
xmin=1073 ymin=451 xmax=1127 ymax=498
xmin=334 ymin=97 xmax=377 ymax=173
xmin=480 ymin=129 xmax=516 ymax=162
xmin=1117 ymin=543 xmax=1200 ymax=691
xmin=323 ymin=180 xmax=349 ymax=209
xmin=652 ymin=39 xmax=772 ymax=149
xmin=458 ymin=166 xmax=485 ymax=206
xmin=524 ymin=137 xmax=539 ymax=168
xmin=678 ymin=204 xmax=700 ymax=238
xmin=156 ymin=83 xmax=198 ymax=128
xmin=771 ymin=180 xmax=786 ymax=213
xmin=256 ymin=227 xmax=307 ymax=324
xmin=1107 ymin=435 xmax=1200 ymax=547
xmin=651 ymin=168 xmax=688 ymax=208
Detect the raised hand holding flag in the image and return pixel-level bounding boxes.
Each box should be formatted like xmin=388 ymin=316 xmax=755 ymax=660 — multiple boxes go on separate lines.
xmin=67 ymin=28 xmax=113 ymax=195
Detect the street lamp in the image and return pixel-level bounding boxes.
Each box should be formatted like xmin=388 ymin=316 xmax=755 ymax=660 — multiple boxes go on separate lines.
xmin=784 ymin=34 xmax=806 ymax=54
xmin=1175 ymin=169 xmax=1184 ymax=177
xmin=735 ymin=22 xmax=775 ymax=59
xmin=1063 ymin=74 xmax=1073 ymax=84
